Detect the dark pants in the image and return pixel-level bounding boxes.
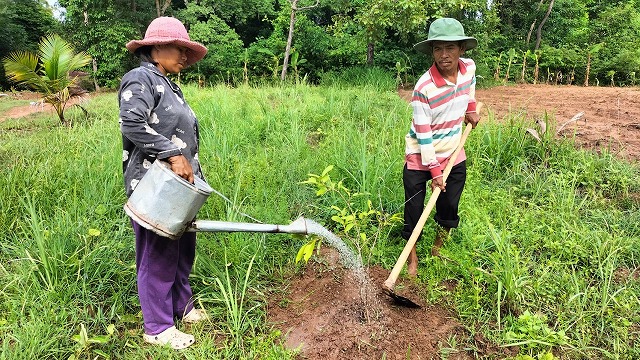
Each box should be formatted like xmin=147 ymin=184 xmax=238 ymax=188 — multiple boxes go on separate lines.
xmin=402 ymin=161 xmax=466 ymax=241
xmin=132 ymin=220 xmax=196 ymax=335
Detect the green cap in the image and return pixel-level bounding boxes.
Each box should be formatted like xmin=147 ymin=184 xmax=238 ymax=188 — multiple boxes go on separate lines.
xmin=414 ymin=18 xmax=477 ymax=54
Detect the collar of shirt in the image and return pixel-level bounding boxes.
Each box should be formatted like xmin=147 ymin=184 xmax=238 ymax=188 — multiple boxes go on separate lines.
xmin=141 ymin=62 xmax=182 ymax=93
xmin=428 ymin=60 xmax=468 ymax=87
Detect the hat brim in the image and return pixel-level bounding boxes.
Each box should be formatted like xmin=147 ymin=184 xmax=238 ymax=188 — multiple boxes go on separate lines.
xmin=413 ymin=37 xmax=477 ymax=54
xmin=126 ymin=38 xmax=208 ymax=67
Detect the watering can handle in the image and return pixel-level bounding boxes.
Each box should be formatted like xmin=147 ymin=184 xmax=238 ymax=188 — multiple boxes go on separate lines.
xmin=383 ymin=102 xmax=483 ymax=291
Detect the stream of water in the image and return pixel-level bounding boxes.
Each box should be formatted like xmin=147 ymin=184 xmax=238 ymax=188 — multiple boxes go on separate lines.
xmin=304 ymin=219 xmax=383 ymax=321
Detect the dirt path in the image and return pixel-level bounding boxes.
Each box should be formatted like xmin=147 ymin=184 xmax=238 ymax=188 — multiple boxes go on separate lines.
xmin=0 ymin=92 xmax=89 ymax=121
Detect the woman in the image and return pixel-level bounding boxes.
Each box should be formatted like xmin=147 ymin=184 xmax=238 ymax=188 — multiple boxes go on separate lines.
xmin=118 ymin=16 xmax=208 ymax=349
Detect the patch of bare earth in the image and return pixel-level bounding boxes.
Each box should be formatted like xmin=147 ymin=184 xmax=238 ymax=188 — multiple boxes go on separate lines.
xmin=267 ymin=248 xmax=508 ymax=359
xmin=0 ymin=91 xmax=90 ymax=122
xmin=399 ymin=84 xmax=640 ymax=162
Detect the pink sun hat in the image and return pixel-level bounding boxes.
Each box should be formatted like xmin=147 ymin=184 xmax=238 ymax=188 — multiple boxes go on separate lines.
xmin=126 ymin=17 xmax=207 ymax=67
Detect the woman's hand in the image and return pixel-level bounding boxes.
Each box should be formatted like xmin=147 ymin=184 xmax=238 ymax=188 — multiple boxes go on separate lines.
xmin=167 ymin=155 xmax=194 ymax=184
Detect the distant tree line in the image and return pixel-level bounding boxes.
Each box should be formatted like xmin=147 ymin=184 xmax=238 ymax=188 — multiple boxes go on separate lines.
xmin=1 ymin=0 xmax=639 ymax=90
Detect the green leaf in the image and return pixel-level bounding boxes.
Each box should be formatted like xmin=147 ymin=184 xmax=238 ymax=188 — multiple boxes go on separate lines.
xmin=295 ymin=244 xmax=306 ymax=263
xmin=295 ymin=240 xmax=316 ymax=264
xmin=88 ymin=335 xmax=110 ymax=344
xmin=303 ymin=242 xmax=314 ymax=262
xmin=321 ymin=165 xmax=334 ymax=176
xmin=88 ymin=228 xmax=101 ymax=237
xmin=93 ymin=349 xmax=110 ymax=358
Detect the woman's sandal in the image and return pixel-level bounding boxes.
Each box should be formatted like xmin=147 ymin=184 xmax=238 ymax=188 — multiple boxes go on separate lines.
xmin=182 ymin=308 xmax=208 ymax=323
xmin=143 ymin=326 xmax=194 ymax=350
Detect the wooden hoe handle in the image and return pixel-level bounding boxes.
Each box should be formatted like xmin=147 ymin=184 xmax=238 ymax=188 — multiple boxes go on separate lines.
xmin=383 ymin=102 xmax=483 ymax=291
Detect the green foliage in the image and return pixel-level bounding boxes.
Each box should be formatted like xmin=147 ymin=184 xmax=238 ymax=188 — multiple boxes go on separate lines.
xmin=5 ymin=0 xmax=640 ymax=87
xmin=213 ymin=253 xmax=260 ymax=347
xmin=0 ymin=0 xmax=58 ymax=89
xmin=505 ymin=310 xmax=568 ymax=354
xmin=3 ymin=34 xmax=92 ymax=125
xmin=59 ymin=0 xmax=150 ymax=88
xmin=69 ymin=323 xmax=116 ymax=360
xmin=185 ymin=15 xmax=245 ymax=84
xmin=300 ymin=165 xmax=403 ymax=264
xmin=318 ymin=66 xmax=396 ymax=91
xmin=295 ymin=238 xmax=317 ymax=264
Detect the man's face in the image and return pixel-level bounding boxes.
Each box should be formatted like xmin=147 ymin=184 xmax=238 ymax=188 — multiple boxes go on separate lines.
xmin=431 ymin=41 xmax=465 ymax=74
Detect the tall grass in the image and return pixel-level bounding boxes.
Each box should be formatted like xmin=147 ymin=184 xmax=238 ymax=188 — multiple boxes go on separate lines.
xmin=1 ymin=81 xmax=639 ymax=359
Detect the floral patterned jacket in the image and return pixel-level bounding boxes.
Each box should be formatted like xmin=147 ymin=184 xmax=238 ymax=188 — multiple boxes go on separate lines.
xmin=118 ymin=62 xmax=204 ymax=197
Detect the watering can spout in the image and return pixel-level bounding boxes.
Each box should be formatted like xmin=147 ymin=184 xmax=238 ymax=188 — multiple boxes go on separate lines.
xmin=188 ymin=217 xmax=309 ymax=235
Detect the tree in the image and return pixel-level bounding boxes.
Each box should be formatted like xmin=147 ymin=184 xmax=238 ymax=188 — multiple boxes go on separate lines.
xmin=155 ymin=0 xmax=171 ymax=16
xmin=354 ymin=0 xmax=473 ymax=65
xmin=281 ymin=0 xmax=319 ymax=81
xmin=59 ymin=0 xmax=154 ymax=87
xmin=186 ymin=15 xmax=245 ymax=83
xmin=3 ymin=34 xmax=92 ymax=125
xmin=534 ymin=0 xmax=555 ymax=51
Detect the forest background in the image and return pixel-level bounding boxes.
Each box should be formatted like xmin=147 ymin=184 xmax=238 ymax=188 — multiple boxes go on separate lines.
xmin=1 ymin=0 xmax=639 ymax=90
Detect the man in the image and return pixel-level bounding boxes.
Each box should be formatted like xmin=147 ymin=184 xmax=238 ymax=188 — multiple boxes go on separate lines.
xmin=402 ymin=18 xmax=480 ymax=276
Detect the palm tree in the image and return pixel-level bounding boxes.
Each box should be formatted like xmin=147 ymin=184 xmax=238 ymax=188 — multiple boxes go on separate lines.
xmin=3 ymin=34 xmax=92 ymax=126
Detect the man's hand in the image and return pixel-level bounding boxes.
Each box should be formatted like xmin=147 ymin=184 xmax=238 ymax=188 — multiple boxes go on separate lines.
xmin=465 ymin=111 xmax=480 ymax=129
xmin=430 ymin=176 xmax=446 ymax=192
xmin=167 ymin=155 xmax=194 ymax=184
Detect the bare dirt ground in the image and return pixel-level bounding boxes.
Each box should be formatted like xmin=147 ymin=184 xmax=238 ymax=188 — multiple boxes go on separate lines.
xmin=0 ymin=91 xmax=89 ymax=121
xmin=267 ymin=247 xmax=509 ymax=360
xmin=400 ymin=84 xmax=640 ymax=162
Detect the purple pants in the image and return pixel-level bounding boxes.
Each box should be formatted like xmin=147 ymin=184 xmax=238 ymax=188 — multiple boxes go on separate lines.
xmin=131 ymin=219 xmax=196 ymax=335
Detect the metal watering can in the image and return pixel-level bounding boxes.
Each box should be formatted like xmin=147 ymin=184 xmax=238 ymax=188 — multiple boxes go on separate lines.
xmin=124 ymin=160 xmax=309 ymax=240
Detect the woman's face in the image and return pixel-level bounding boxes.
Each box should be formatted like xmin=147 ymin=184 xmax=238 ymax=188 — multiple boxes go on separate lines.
xmin=152 ymin=44 xmax=188 ymax=75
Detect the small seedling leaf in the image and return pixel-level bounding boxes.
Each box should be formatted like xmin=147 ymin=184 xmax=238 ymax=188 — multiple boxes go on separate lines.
xmin=321 ymin=165 xmax=334 ymax=176
xmin=295 ymin=245 xmax=306 ymax=263
xmin=303 ymin=241 xmax=315 ymax=262
xmin=88 ymin=335 xmax=109 ymax=344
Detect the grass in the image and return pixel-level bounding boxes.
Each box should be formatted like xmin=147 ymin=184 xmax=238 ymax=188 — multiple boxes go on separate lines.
xmin=0 ymin=80 xmax=639 ymax=359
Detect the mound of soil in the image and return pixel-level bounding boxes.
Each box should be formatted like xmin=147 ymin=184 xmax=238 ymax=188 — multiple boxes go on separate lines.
xmin=267 ymin=248 xmax=506 ymax=359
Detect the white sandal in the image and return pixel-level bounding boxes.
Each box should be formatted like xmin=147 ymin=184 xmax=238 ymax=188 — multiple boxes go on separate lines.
xmin=143 ymin=326 xmax=194 ymax=350
xmin=182 ymin=308 xmax=208 ymax=323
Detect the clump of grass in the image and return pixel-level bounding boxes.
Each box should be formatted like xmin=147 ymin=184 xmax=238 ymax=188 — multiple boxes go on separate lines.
xmin=318 ymin=66 xmax=397 ymax=91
